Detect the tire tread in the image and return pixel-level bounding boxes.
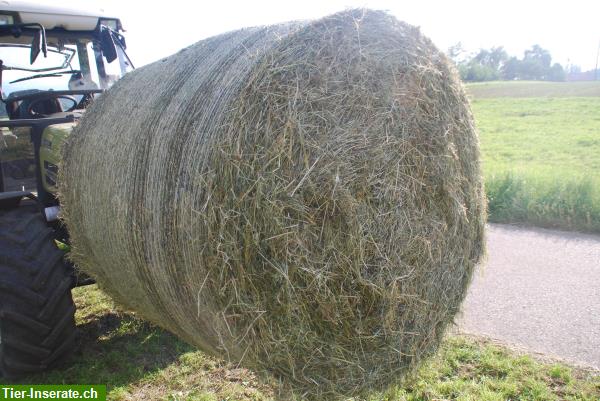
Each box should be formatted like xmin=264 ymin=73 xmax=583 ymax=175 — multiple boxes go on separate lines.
xmin=0 ymin=204 xmax=77 ymax=378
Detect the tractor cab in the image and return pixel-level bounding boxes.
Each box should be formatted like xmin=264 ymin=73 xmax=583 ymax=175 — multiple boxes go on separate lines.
xmin=0 ymin=2 xmax=133 ymax=379
xmin=0 ymin=1 xmax=132 ymax=205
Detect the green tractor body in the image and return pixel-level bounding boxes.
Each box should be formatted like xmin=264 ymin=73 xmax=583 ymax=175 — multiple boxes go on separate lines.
xmin=0 ymin=2 xmax=132 ymax=377
xmin=39 ymin=123 xmax=72 ymax=193
xmin=2 ymin=122 xmax=71 ymax=194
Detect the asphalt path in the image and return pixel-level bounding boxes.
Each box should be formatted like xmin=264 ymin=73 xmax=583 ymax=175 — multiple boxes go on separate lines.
xmin=459 ymin=224 xmax=600 ymax=369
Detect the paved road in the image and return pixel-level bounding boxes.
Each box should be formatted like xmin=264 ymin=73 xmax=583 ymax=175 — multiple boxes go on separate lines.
xmin=459 ymin=224 xmax=600 ymax=369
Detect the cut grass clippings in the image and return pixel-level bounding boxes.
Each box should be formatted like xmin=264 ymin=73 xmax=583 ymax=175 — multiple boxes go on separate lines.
xmin=6 ymin=285 xmax=598 ymax=401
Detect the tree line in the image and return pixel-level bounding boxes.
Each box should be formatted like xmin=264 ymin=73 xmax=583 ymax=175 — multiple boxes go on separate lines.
xmin=447 ymin=43 xmax=570 ymax=82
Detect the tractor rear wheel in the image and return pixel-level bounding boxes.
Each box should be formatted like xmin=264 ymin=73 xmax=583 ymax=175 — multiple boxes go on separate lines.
xmin=0 ymin=203 xmax=76 ymax=378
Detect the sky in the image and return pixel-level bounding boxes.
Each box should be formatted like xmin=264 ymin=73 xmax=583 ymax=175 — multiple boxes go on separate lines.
xmin=3 ymin=0 xmax=599 ymax=71
xmin=93 ymin=0 xmax=600 ymax=71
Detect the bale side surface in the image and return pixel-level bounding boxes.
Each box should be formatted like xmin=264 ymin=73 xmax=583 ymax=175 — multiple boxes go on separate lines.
xmin=60 ymin=9 xmax=486 ymax=400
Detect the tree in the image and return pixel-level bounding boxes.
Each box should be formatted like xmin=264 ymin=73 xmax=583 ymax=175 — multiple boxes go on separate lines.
xmin=473 ymin=46 xmax=508 ymax=71
xmin=451 ymin=46 xmax=507 ymax=82
xmin=548 ymin=63 xmax=566 ymax=81
xmin=463 ymin=62 xmax=500 ymax=81
xmin=524 ymin=45 xmax=552 ymax=69
xmin=520 ymin=45 xmax=554 ymax=80
xmin=501 ymin=57 xmax=520 ymax=80
xmin=448 ymin=43 xmax=565 ymax=82
xmin=447 ymin=42 xmax=466 ymax=64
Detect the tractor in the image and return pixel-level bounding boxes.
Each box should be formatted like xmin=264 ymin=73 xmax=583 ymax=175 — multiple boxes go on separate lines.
xmin=0 ymin=2 xmax=133 ymax=377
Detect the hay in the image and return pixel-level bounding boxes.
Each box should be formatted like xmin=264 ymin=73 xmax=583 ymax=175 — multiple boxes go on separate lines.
xmin=60 ymin=9 xmax=486 ymax=400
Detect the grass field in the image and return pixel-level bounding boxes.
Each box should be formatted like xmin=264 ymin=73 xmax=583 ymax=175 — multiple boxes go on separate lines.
xmin=467 ymin=81 xmax=600 ymax=98
xmin=6 ymin=285 xmax=599 ymax=401
xmin=467 ymin=81 xmax=600 ymax=232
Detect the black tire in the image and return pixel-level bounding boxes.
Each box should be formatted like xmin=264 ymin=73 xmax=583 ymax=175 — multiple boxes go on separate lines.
xmin=0 ymin=203 xmax=76 ymax=378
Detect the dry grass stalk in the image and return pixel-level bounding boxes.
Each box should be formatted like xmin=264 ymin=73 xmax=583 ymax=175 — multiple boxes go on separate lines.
xmin=60 ymin=9 xmax=486 ymax=400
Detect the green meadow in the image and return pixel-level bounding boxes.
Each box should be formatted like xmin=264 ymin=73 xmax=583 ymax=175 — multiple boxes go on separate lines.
xmin=468 ymin=82 xmax=600 ymax=232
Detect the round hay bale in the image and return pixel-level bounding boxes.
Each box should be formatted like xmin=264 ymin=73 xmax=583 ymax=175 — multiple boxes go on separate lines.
xmin=60 ymin=9 xmax=486 ymax=400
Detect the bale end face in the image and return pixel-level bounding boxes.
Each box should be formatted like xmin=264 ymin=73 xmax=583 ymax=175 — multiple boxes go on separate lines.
xmin=60 ymin=9 xmax=486 ymax=400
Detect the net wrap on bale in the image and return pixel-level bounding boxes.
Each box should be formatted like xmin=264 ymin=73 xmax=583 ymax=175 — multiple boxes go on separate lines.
xmin=60 ymin=9 xmax=486 ymax=400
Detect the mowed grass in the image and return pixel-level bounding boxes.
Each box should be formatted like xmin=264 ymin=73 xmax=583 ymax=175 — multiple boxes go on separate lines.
xmin=5 ymin=285 xmax=599 ymax=401
xmin=467 ymin=82 xmax=600 ymax=232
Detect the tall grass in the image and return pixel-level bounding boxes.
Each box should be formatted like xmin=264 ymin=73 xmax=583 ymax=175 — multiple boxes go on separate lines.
xmin=486 ymin=174 xmax=600 ymax=232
